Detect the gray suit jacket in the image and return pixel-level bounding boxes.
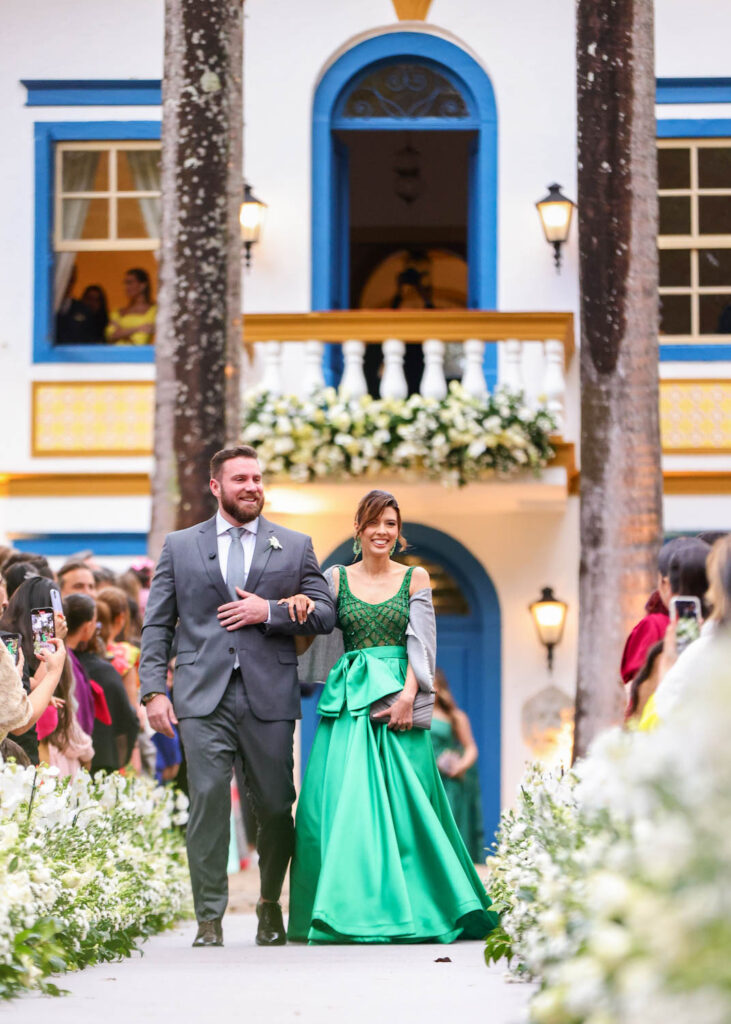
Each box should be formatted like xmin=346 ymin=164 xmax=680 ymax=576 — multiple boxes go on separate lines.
xmin=139 ymin=515 xmax=336 ymax=721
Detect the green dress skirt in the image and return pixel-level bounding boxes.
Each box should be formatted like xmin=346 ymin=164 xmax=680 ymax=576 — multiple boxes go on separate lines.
xmin=430 ymin=717 xmax=486 ymax=862
xmin=288 ymin=644 xmax=498 ymax=943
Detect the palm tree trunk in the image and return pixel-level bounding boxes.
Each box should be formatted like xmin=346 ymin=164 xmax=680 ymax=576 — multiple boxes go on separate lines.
xmin=573 ymin=0 xmax=663 ymax=758
xmin=150 ymin=0 xmax=243 ymax=555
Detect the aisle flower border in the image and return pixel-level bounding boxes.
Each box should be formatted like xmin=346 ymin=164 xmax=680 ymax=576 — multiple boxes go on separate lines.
xmin=483 ymin=640 xmax=731 ymax=1024
xmin=242 ymin=383 xmax=557 ymax=486
xmin=0 ymin=762 xmax=191 ymax=999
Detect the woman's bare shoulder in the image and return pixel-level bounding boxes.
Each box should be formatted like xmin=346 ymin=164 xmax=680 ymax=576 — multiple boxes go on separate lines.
xmin=409 ymin=564 xmax=431 ymax=595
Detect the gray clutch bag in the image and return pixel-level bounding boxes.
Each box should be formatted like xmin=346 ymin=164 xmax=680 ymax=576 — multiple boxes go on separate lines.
xmin=369 ymin=689 xmax=435 ymax=730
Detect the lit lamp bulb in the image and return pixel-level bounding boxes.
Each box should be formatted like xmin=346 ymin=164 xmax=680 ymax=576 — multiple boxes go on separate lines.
xmin=529 ymin=587 xmax=568 ymax=671
xmin=536 ymin=183 xmax=575 ymax=272
xmin=240 ymin=182 xmax=267 ymax=268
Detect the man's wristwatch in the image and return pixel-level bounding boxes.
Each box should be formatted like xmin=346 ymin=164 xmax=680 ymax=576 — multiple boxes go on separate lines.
xmin=141 ymin=692 xmax=165 ymax=706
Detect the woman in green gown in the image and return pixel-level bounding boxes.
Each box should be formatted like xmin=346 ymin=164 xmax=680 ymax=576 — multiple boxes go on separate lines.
xmin=430 ymin=669 xmax=486 ymax=863
xmin=288 ymin=490 xmax=498 ymax=944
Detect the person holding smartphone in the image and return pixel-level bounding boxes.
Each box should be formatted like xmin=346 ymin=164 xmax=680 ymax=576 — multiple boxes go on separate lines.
xmin=654 ymin=535 xmax=730 ymax=722
xmin=0 ymin=575 xmax=70 ymax=763
xmin=0 ymin=635 xmax=67 ymax=747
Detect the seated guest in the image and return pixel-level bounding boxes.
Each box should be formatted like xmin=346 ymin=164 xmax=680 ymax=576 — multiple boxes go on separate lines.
xmin=621 ymin=536 xmax=706 ymax=687
xmin=105 ymin=268 xmax=156 ymax=346
xmin=64 ymin=594 xmax=139 ymax=774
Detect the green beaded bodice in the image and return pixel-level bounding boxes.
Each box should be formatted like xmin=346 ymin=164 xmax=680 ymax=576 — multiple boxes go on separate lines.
xmin=337 ymin=566 xmax=414 ymax=652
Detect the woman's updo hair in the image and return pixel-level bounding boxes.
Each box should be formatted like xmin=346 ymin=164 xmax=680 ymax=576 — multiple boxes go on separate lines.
xmin=354 ymin=490 xmax=407 ymax=554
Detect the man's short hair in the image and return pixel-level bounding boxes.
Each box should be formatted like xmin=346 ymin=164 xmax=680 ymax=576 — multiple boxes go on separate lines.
xmin=210 ymin=445 xmax=259 ymax=480
xmin=58 ymin=559 xmax=94 ymax=582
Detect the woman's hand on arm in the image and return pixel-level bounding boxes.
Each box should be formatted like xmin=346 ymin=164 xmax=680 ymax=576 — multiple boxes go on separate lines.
xmin=278 ymin=594 xmax=315 ymax=625
xmin=450 ymin=710 xmax=478 ymax=776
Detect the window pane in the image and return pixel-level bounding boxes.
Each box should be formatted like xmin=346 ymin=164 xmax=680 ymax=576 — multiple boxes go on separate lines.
xmin=53 ymin=250 xmax=158 ymax=346
xmin=698 ymin=147 xmax=731 ymax=189
xmin=658 ymin=148 xmax=690 ymax=190
xmin=117 ymin=197 xmax=161 ymax=239
xmin=117 ymin=150 xmax=161 ymax=192
xmin=61 ymin=198 xmax=109 ymax=241
xmin=62 ymin=150 xmax=108 ymax=192
xmin=659 ymin=248 xmax=691 ymax=287
xmin=699 ymin=195 xmax=731 ymax=235
xmin=659 ymin=293 xmax=691 ymax=335
xmin=698 ymin=248 xmax=731 ymax=287
xmin=659 ymin=196 xmax=691 ymax=235
xmin=699 ymin=293 xmax=731 ymax=334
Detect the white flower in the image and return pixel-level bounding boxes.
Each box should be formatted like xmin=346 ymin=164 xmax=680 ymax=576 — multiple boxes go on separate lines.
xmin=268 ymin=537 xmax=282 ymax=551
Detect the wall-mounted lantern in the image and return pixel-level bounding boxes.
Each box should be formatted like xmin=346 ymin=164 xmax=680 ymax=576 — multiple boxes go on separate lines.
xmin=536 ymin=183 xmax=575 ymax=272
xmin=529 ymin=586 xmax=568 ymax=671
xmin=240 ymin=182 xmax=267 ymax=268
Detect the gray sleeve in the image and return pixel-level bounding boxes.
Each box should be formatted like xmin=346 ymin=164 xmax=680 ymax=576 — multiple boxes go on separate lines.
xmin=406 ymin=587 xmax=437 ymax=693
xmin=297 ymin=566 xmax=345 ymax=685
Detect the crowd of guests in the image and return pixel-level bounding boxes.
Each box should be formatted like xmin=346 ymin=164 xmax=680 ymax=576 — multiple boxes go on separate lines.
xmin=0 ymin=548 xmax=178 ymax=785
xmin=55 ymin=267 xmax=156 ymax=346
xmin=621 ymin=530 xmax=730 ymax=729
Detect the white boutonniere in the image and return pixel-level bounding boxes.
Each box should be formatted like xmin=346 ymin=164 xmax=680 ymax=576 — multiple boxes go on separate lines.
xmin=268 ymin=537 xmax=283 ymax=551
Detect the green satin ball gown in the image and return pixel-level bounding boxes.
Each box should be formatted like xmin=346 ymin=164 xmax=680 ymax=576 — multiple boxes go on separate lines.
xmin=430 ymin=717 xmax=486 ymax=863
xmin=288 ymin=567 xmax=498 ymax=943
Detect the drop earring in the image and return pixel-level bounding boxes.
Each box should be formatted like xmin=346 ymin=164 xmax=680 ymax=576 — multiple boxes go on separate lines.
xmin=352 ymin=536 xmax=362 ymax=557
xmin=389 ymin=542 xmax=397 ymax=556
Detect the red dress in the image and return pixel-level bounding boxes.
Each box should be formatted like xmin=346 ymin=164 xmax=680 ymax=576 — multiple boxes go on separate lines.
xmin=620 ymin=591 xmax=669 ymax=684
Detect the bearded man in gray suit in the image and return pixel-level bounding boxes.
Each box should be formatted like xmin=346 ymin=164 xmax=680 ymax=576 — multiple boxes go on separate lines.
xmin=140 ymin=445 xmax=336 ymax=948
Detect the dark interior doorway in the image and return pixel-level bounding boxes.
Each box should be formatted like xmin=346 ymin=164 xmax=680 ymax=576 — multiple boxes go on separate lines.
xmin=336 ymin=129 xmax=472 ymax=394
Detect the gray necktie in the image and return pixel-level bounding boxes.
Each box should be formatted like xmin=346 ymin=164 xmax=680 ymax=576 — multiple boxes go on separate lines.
xmin=226 ymin=526 xmax=246 ymax=599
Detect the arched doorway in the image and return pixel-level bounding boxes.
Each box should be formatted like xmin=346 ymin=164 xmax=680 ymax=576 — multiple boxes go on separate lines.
xmin=300 ymin=524 xmax=502 ymax=843
xmin=312 ymin=31 xmax=499 ymax=390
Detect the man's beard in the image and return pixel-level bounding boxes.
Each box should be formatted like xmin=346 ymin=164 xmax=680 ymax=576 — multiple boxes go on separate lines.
xmin=220 ymin=488 xmax=264 ymax=524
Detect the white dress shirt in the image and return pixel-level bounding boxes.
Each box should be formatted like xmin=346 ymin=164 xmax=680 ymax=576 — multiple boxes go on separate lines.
xmin=215 ymin=512 xmax=271 ymax=658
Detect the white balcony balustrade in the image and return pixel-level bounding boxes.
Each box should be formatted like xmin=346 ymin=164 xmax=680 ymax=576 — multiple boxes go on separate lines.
xmin=244 ymin=311 xmax=573 ymax=437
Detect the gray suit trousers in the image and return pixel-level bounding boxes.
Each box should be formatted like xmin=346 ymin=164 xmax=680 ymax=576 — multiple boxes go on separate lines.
xmin=179 ymin=670 xmax=296 ymax=921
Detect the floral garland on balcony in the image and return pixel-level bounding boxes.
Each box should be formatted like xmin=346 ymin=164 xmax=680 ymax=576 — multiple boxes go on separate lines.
xmin=241 ymin=383 xmax=557 ymax=486
xmin=0 ymin=763 xmax=190 ymax=998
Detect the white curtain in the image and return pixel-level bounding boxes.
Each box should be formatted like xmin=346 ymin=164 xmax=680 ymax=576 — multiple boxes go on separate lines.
xmin=54 ymin=151 xmax=100 ymax=310
xmin=126 ymin=150 xmax=162 ymax=240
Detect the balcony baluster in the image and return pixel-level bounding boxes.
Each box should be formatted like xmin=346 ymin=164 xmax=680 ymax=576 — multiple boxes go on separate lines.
xmin=461 ymin=339 xmax=487 ymax=398
xmin=380 ymin=338 xmax=408 ymax=399
xmin=339 ymin=339 xmax=368 ymax=399
xmin=420 ymin=338 xmax=447 ymax=399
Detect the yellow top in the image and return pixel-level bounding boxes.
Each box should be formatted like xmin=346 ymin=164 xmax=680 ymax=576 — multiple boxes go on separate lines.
xmin=636 ymin=692 xmax=660 ymax=732
xmin=105 ymin=305 xmax=157 ymax=346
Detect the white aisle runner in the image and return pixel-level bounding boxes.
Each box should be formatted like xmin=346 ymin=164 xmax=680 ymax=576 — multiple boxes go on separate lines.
xmin=11 ymin=915 xmax=535 ymax=1024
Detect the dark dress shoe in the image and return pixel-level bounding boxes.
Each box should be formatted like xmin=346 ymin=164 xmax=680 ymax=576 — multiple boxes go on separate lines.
xmin=192 ymin=919 xmax=224 ymax=947
xmin=256 ymin=900 xmax=286 ymax=946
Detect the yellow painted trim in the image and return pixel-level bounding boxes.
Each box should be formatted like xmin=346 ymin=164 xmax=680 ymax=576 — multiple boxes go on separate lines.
xmin=0 ymin=473 xmax=151 ymax=498
xmin=243 ymin=310 xmax=576 ymax=366
xmin=2 ymin=466 xmax=729 ymax=500
xmin=391 ymin=0 xmax=433 ymax=19
xmin=663 ymin=471 xmax=731 ymax=495
xmin=31 ymin=380 xmax=154 ymax=457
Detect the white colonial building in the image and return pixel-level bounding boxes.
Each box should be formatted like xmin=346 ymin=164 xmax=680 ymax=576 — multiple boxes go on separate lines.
xmin=1 ymin=0 xmax=730 ymax=834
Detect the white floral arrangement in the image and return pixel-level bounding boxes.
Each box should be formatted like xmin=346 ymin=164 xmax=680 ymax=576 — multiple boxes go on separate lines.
xmin=241 ymin=383 xmax=557 ymax=486
xmin=0 ymin=763 xmax=191 ymax=998
xmin=485 ymin=633 xmax=731 ymax=1024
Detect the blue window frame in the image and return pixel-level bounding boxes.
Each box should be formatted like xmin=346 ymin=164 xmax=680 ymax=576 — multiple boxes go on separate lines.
xmin=33 ymin=120 xmax=160 ymax=364
xmin=657 ymin=79 xmax=731 ymax=361
xmin=312 ymin=32 xmax=498 ymax=389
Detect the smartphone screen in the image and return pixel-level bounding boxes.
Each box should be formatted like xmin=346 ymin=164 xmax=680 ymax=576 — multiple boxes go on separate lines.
xmin=31 ymin=607 xmax=55 ymax=657
xmin=50 ymin=587 xmax=63 ymax=615
xmin=0 ymin=633 xmax=21 ymax=665
xmin=670 ymin=596 xmax=701 ymax=655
